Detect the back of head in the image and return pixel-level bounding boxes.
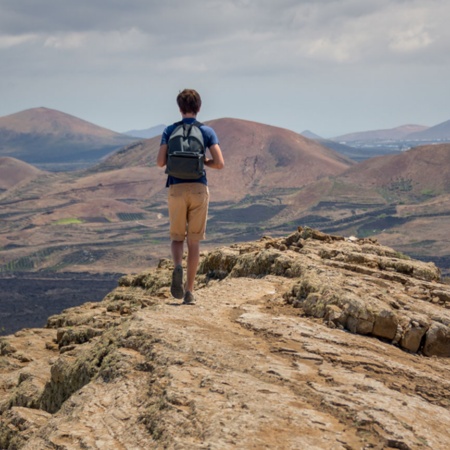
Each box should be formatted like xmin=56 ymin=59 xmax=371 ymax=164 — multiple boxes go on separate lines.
xmin=177 ymin=89 xmax=202 ymax=115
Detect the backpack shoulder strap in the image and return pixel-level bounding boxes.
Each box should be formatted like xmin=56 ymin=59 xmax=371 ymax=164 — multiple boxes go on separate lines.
xmin=168 ymin=121 xmax=186 ymax=140
xmin=182 ymin=120 xmax=204 ymax=139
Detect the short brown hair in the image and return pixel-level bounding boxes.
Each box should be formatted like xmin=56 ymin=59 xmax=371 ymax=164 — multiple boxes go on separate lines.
xmin=177 ymin=89 xmax=202 ymax=114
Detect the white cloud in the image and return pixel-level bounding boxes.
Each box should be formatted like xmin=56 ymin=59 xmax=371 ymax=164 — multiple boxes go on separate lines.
xmin=0 ymin=33 xmax=37 ymax=49
xmin=389 ymin=25 xmax=433 ymax=53
xmin=42 ymin=28 xmax=150 ymax=53
xmin=44 ymin=33 xmax=87 ymax=50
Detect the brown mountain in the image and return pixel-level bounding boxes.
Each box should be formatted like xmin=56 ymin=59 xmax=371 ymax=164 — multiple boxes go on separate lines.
xmin=338 ymin=143 xmax=450 ymax=198
xmin=0 ymin=107 xmax=137 ymax=170
xmin=334 ymin=124 xmax=428 ymax=142
xmin=207 ymin=118 xmax=354 ymax=200
xmin=284 ymin=143 xmax=450 ymax=212
xmin=0 ymin=157 xmax=43 ymax=191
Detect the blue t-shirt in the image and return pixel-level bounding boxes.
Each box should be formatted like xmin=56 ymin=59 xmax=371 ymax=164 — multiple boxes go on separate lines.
xmin=160 ymin=118 xmax=220 ymax=186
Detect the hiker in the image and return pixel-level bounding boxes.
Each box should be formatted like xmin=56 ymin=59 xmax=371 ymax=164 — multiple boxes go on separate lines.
xmin=157 ymin=89 xmax=224 ymax=304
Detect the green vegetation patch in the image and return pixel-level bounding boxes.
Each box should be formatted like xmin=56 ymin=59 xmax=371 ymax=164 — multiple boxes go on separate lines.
xmin=52 ymin=218 xmax=84 ymax=225
xmin=392 ymin=251 xmax=411 ymax=260
xmin=420 ymin=189 xmax=435 ymax=197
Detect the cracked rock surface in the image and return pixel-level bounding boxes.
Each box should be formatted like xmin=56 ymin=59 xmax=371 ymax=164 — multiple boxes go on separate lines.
xmin=1 ymin=227 xmax=450 ymax=449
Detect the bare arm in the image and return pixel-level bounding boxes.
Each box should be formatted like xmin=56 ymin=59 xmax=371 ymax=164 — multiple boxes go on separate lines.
xmin=157 ymin=144 xmax=167 ymax=167
xmin=205 ymin=144 xmax=224 ymax=170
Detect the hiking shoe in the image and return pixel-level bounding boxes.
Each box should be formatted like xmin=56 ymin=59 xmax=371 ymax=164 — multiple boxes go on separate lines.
xmin=183 ymin=291 xmax=196 ymax=305
xmin=170 ymin=265 xmax=184 ymax=299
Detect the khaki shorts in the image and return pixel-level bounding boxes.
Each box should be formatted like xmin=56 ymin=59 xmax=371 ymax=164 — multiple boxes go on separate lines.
xmin=168 ymin=183 xmax=209 ymax=241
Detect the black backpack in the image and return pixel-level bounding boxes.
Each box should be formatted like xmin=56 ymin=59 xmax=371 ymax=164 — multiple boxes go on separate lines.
xmin=165 ymin=121 xmax=205 ymax=179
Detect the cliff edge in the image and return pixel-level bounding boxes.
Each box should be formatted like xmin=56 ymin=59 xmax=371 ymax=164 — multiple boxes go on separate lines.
xmin=1 ymin=227 xmax=450 ymax=449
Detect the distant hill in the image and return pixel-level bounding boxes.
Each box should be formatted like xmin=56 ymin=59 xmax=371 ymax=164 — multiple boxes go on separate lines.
xmin=291 ymin=143 xmax=450 ymax=214
xmin=406 ymin=119 xmax=450 ymax=141
xmin=334 ymin=124 xmax=429 ymax=142
xmin=0 ymin=156 xmax=43 ymax=190
xmin=0 ymin=107 xmax=138 ymax=170
xmin=123 ymin=124 xmax=166 ymax=139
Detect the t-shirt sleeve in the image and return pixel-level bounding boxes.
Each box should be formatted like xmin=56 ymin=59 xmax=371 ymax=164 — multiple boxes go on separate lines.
xmin=201 ymin=126 xmax=220 ymax=148
xmin=160 ymin=126 xmax=171 ymax=145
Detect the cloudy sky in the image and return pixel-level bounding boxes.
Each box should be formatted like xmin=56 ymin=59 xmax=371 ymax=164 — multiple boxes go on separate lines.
xmin=1 ymin=0 xmax=449 ymax=137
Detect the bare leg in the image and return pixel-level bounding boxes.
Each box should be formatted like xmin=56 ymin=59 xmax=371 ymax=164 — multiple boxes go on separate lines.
xmin=171 ymin=240 xmax=184 ymax=266
xmin=186 ymin=239 xmax=200 ymax=293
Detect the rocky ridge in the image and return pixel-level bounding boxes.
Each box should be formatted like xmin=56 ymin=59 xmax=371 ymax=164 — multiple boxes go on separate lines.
xmin=1 ymin=227 xmax=450 ymax=449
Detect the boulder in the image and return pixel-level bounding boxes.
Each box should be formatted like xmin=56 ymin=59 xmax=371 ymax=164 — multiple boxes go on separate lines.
xmin=423 ymin=322 xmax=450 ymax=357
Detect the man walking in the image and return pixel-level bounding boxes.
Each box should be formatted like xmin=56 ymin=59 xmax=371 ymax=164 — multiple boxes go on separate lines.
xmin=157 ymin=89 xmax=224 ymax=304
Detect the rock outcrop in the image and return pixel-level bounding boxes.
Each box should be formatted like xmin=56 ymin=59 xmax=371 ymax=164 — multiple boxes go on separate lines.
xmin=1 ymin=227 xmax=450 ymax=449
